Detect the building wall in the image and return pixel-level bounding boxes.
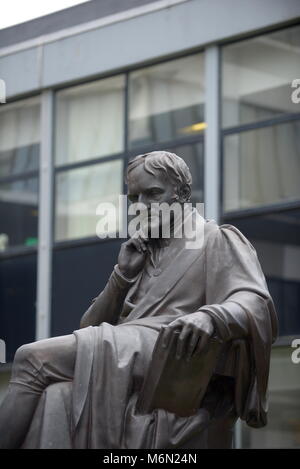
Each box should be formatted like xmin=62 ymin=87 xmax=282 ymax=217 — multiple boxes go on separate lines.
xmin=1 ymin=0 xmax=300 ymax=98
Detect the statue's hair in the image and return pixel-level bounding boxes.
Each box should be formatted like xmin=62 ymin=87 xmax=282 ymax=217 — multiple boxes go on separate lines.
xmin=126 ymin=151 xmax=192 ymax=202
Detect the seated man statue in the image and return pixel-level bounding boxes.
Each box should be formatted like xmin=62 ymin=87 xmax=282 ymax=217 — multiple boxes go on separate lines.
xmin=0 ymin=151 xmax=278 ymax=449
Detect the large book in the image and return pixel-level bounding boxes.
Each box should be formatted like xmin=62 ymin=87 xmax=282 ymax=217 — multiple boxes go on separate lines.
xmin=136 ymin=329 xmax=223 ymax=417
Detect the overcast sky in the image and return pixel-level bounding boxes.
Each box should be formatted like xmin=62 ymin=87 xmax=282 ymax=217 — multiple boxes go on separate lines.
xmin=0 ymin=0 xmax=90 ymax=30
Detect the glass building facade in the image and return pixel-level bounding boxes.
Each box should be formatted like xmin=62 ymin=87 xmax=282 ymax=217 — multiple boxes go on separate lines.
xmin=0 ymin=0 xmax=299 ymax=449
xmin=221 ymin=23 xmax=300 ymax=448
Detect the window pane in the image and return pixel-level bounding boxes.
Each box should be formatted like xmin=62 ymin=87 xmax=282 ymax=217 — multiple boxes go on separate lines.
xmin=0 ymin=253 xmax=37 ymax=362
xmin=51 ymin=240 xmax=122 ymax=336
xmin=55 ymin=160 xmax=123 ymax=241
xmin=222 ymin=24 xmax=300 ymax=128
xmin=223 ymin=208 xmax=300 ymax=337
xmin=55 ymin=76 xmax=125 ymax=166
xmin=0 ymin=178 xmax=39 ymax=251
xmin=223 ymin=120 xmax=300 ymax=211
xmin=129 ymin=54 xmax=205 ymax=148
xmin=169 ymin=142 xmax=204 ymax=204
xmin=225 ymin=211 xmax=300 ymax=446
xmin=240 ymin=347 xmax=300 ymax=448
xmin=0 ymin=97 xmax=40 ymax=178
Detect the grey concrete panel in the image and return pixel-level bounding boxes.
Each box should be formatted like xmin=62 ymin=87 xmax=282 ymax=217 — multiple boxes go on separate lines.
xmin=40 ymin=0 xmax=300 ymax=89
xmin=0 ymin=47 xmax=41 ymax=98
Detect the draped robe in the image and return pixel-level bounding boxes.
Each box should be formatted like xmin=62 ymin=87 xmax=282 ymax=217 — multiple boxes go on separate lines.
xmin=22 ymin=212 xmax=278 ymax=449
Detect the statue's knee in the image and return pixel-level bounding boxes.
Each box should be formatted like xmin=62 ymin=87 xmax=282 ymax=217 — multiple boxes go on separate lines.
xmin=14 ymin=343 xmax=37 ymax=369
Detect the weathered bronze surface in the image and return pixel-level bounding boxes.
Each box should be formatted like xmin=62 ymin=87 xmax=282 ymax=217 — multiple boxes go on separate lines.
xmin=0 ymin=151 xmax=278 ymax=449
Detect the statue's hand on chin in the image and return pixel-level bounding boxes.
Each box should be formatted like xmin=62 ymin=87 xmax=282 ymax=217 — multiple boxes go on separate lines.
xmin=161 ymin=312 xmax=215 ymax=361
xmin=118 ymin=236 xmax=149 ymax=279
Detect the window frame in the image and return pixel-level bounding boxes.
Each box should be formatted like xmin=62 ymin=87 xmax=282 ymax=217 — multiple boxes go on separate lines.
xmin=52 ymin=51 xmax=206 ymax=248
xmin=220 ymin=21 xmax=300 ymax=219
xmin=220 ymin=24 xmax=300 ymax=344
xmin=0 ymin=95 xmax=41 ymax=258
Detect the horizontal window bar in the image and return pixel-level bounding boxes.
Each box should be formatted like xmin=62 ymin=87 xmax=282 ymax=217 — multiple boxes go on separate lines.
xmin=0 ymin=170 xmax=39 ymax=185
xmin=54 ymin=153 xmax=125 ymax=173
xmin=53 ymin=235 xmax=121 ymax=251
xmin=0 ymin=245 xmax=37 ymax=260
xmin=273 ymin=335 xmax=299 ymax=347
xmin=127 ymin=134 xmax=205 ymax=159
xmin=222 ymin=199 xmax=300 ymax=220
xmin=222 ymin=112 xmax=300 ymax=136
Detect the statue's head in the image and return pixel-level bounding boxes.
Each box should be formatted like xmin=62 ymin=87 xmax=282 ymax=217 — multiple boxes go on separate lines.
xmin=126 ymin=151 xmax=192 ymax=204
xmin=126 ymin=151 xmax=192 ymax=238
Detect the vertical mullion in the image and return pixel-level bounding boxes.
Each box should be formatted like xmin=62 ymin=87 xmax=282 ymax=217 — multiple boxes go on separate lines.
xmin=121 ymin=72 xmax=130 ymax=238
xmin=205 ymin=45 xmax=242 ymax=449
xmin=234 ymin=418 xmax=242 ymax=449
xmin=123 ymin=72 xmax=130 ymax=191
xmin=36 ymin=90 xmax=54 ymax=341
xmin=204 ymin=45 xmax=221 ymax=222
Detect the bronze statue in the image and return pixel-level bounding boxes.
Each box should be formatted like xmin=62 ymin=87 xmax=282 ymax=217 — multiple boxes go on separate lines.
xmin=0 ymin=151 xmax=278 ymax=449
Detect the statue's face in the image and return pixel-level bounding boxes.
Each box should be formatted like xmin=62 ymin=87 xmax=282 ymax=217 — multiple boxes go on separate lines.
xmin=127 ymin=164 xmax=178 ymax=237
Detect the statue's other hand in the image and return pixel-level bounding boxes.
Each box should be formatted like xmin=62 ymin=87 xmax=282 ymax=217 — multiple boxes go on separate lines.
xmin=161 ymin=312 xmax=215 ymax=361
xmin=118 ymin=236 xmax=148 ymax=279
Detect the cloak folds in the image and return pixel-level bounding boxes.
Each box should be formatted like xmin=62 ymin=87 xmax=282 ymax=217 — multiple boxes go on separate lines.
xmin=198 ymin=224 xmax=278 ymax=428
xmin=22 ymin=219 xmax=278 ymax=448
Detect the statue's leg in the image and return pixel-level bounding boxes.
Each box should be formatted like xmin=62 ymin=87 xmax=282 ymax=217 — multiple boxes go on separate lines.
xmin=0 ymin=333 xmax=77 ymax=449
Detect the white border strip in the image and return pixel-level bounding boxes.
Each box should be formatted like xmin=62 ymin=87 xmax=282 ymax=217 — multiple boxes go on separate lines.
xmin=0 ymin=0 xmax=188 ymax=58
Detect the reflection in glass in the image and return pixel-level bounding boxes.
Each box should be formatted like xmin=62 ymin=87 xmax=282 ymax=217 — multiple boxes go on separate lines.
xmin=0 ymin=254 xmax=37 ymax=361
xmin=222 ymin=24 xmax=300 ymax=128
xmin=223 ymin=120 xmax=300 ymax=211
xmin=240 ymin=348 xmax=300 ymax=448
xmin=55 ymin=76 xmax=125 ymax=166
xmin=170 ymin=143 xmax=204 ymax=204
xmin=0 ymin=98 xmax=40 ymax=178
xmin=225 ymin=208 xmax=300 ymax=337
xmin=224 ymin=210 xmax=300 ymax=448
xmin=256 ymin=237 xmax=300 ymax=337
xmin=0 ymin=178 xmax=39 ymax=251
xmin=55 ymin=160 xmax=123 ymax=241
xmin=129 ymin=54 xmax=205 ymax=148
